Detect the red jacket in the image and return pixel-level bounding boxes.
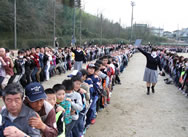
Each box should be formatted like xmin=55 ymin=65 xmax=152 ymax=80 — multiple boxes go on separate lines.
xmin=31 ymin=54 xmax=40 ymax=68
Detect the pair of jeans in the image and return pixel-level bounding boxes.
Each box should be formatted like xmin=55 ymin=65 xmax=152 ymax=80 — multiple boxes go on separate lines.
xmin=72 ymin=113 xmax=85 ymax=137
xmin=86 ymin=96 xmax=98 ymax=126
xmin=65 ymin=120 xmax=76 ymax=137
xmin=31 ymin=67 xmax=39 ymax=82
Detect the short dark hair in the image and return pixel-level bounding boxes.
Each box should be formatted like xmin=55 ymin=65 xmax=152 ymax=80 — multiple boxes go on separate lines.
xmin=35 ymin=47 xmax=40 ymax=50
xmin=5 ymin=48 xmax=10 ymax=53
xmin=151 ymin=47 xmax=157 ymax=52
xmin=2 ymin=83 xmax=24 ymax=100
xmin=62 ymin=79 xmax=74 ymax=91
xmin=45 ymin=88 xmax=55 ymax=94
xmin=71 ymin=76 xmax=82 ymax=82
xmin=18 ymin=49 xmax=25 ymax=55
xmin=94 ymin=64 xmax=100 ymax=71
xmin=102 ymin=55 xmax=108 ymax=60
xmin=52 ymin=84 xmax=65 ymax=92
xmin=79 ymin=69 xmax=88 ymax=77
xmin=95 ymin=60 xmax=102 ymax=65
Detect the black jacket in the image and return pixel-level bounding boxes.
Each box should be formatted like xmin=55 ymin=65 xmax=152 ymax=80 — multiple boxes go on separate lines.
xmin=138 ymin=47 xmax=162 ymax=71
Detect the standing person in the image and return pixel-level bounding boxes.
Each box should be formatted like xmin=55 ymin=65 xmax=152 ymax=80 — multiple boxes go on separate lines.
xmin=1 ymin=48 xmax=14 ymax=89
xmin=14 ymin=50 xmax=27 ymax=87
xmin=0 ymin=48 xmax=6 ymax=90
xmin=137 ymin=46 xmax=162 ymax=95
xmin=44 ymin=47 xmax=52 ymax=81
xmin=45 ymin=88 xmax=66 ymax=137
xmin=25 ymin=49 xmax=33 ymax=85
xmin=30 ymin=47 xmax=40 ymax=82
xmin=1 ymin=83 xmax=41 ymax=137
xmin=39 ymin=47 xmax=45 ymax=82
xmin=62 ymin=79 xmax=83 ymax=137
xmin=24 ymin=82 xmax=58 ymax=137
xmin=72 ymin=46 xmax=85 ymax=71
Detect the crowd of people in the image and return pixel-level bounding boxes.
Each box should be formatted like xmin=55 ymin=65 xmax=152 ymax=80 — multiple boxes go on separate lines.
xmin=158 ymin=47 xmax=188 ymax=96
xmin=0 ymin=44 xmax=134 ymax=137
xmin=0 ymin=44 xmax=133 ymax=90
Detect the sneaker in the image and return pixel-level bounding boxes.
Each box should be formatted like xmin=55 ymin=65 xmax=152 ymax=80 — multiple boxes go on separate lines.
xmin=99 ymin=108 xmax=104 ymax=112
xmin=85 ymin=124 xmax=90 ymax=130
xmin=83 ymin=128 xmax=86 ymax=135
xmin=107 ymin=98 xmax=110 ymax=104
xmin=91 ymin=119 xmax=96 ymax=124
xmin=104 ymin=104 xmax=108 ymax=107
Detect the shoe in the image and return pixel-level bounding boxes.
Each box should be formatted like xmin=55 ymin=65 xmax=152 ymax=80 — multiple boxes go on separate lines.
xmin=147 ymin=91 xmax=150 ymax=95
xmin=83 ymin=128 xmax=87 ymax=135
xmin=152 ymin=87 xmax=155 ymax=93
xmin=104 ymin=104 xmax=108 ymax=107
xmin=99 ymin=108 xmax=104 ymax=112
xmin=164 ymin=78 xmax=168 ymax=81
xmin=107 ymin=98 xmax=110 ymax=104
xmin=91 ymin=119 xmax=96 ymax=124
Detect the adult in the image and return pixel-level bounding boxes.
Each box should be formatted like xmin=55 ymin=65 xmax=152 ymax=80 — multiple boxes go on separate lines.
xmin=137 ymin=46 xmax=162 ymax=95
xmin=1 ymin=83 xmax=41 ymax=137
xmin=24 ymin=82 xmax=58 ymax=137
xmin=0 ymin=48 xmax=7 ymax=90
xmin=0 ymin=48 xmax=14 ymax=89
xmin=72 ymin=46 xmax=85 ymax=71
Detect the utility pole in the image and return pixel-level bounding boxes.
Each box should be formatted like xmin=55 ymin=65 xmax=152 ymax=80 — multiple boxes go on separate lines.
xmin=79 ymin=8 xmax=82 ymax=46
xmin=53 ymin=0 xmax=56 ymax=47
xmin=119 ymin=18 xmax=121 ymax=38
xmin=100 ymin=14 xmax=103 ymax=45
xmin=14 ymin=0 xmax=17 ymax=49
xmin=73 ymin=0 xmax=76 ymax=46
xmin=130 ymin=1 xmax=135 ymax=43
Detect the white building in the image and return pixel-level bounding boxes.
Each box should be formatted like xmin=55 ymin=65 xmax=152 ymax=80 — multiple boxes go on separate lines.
xmin=150 ymin=27 xmax=164 ymax=37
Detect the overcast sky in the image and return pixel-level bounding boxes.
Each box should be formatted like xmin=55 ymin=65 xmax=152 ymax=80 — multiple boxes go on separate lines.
xmin=83 ymin=0 xmax=188 ymax=32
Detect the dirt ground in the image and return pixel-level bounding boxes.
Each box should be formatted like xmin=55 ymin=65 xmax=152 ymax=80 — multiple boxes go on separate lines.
xmin=1 ymin=53 xmax=188 ymax=137
xmin=85 ymin=53 xmax=188 ymax=137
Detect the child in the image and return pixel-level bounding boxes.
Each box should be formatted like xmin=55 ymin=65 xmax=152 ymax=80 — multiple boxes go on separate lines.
xmin=85 ymin=63 xmax=99 ymax=126
xmin=71 ymin=76 xmax=87 ymax=137
xmin=62 ymin=79 xmax=83 ymax=137
xmin=52 ymin=84 xmax=72 ymax=126
xmin=45 ymin=88 xmax=65 ymax=137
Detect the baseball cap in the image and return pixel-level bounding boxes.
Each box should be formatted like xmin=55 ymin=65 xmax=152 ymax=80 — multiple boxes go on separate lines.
xmin=87 ymin=63 xmax=96 ymax=69
xmin=25 ymin=82 xmax=47 ymax=102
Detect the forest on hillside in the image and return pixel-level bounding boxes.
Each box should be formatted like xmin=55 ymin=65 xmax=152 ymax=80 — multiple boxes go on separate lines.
xmin=0 ymin=0 xmax=167 ymax=49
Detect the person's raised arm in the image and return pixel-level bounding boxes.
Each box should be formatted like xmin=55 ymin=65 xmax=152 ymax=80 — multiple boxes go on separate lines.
xmin=137 ymin=47 xmax=149 ymax=57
